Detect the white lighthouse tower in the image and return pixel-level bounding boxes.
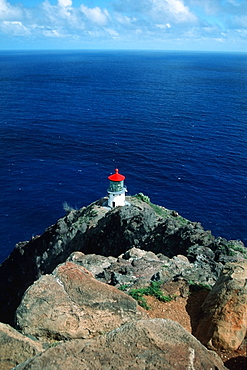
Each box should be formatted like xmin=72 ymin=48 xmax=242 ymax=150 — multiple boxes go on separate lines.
xmin=107 ymin=168 xmax=127 ymax=208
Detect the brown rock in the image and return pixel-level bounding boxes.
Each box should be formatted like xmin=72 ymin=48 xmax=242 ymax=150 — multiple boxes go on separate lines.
xmin=0 ymin=322 xmax=43 ymax=370
xmin=16 ymin=262 xmax=146 ymax=341
xmin=195 ymin=260 xmax=247 ymax=350
xmin=14 ymin=319 xmax=227 ymax=370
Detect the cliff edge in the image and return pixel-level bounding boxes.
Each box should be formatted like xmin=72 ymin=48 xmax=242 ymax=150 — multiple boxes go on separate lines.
xmin=0 ymin=194 xmax=246 ymax=326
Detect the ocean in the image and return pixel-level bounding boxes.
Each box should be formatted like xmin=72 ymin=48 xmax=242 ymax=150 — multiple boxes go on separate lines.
xmin=0 ymin=50 xmax=246 ymax=262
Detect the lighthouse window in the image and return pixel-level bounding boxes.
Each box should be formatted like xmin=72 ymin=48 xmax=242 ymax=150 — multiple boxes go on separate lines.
xmin=109 ymin=181 xmax=124 ymax=192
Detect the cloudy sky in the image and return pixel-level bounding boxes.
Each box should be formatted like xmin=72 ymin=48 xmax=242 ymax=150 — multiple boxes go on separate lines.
xmin=0 ymin=0 xmax=246 ymax=51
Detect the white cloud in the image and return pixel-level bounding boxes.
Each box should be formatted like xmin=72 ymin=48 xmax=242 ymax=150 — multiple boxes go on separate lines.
xmin=187 ymin=0 xmax=246 ymax=16
xmin=58 ymin=0 xmax=72 ymax=7
xmin=80 ymin=5 xmax=110 ymax=26
xmin=41 ymin=0 xmax=84 ymax=30
xmin=0 ymin=0 xmax=23 ymax=20
xmin=41 ymin=0 xmax=58 ymax=24
xmin=151 ymin=0 xmax=198 ymax=23
xmin=104 ymin=27 xmax=119 ymax=38
xmin=0 ymin=0 xmax=246 ymax=51
xmin=156 ymin=23 xmax=171 ymax=29
xmin=227 ymin=0 xmax=241 ymax=6
xmin=86 ymin=30 xmax=101 ymax=37
xmin=167 ymin=0 xmax=190 ymax=15
xmin=1 ymin=20 xmax=30 ymax=36
xmin=115 ymin=13 xmax=136 ymax=25
xmin=43 ymin=28 xmax=64 ymax=37
xmin=234 ymin=15 xmax=247 ymax=28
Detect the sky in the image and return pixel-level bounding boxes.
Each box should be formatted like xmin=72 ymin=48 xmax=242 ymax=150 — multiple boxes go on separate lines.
xmin=0 ymin=0 xmax=246 ymax=51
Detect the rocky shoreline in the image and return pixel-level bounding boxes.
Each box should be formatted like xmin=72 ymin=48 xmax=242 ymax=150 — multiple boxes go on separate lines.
xmin=0 ymin=195 xmax=246 ymax=369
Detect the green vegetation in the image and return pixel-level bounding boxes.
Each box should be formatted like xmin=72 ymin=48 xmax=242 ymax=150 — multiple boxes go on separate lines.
xmin=149 ymin=203 xmax=170 ymax=218
xmin=90 ymin=209 xmax=98 ymax=217
xmin=214 ymin=241 xmax=247 ymax=259
xmin=48 ymin=341 xmax=61 ymax=348
xmin=228 ymin=242 xmax=247 ymax=257
xmin=217 ymin=244 xmax=235 ymax=257
xmin=119 ymin=281 xmax=175 ymax=310
xmin=118 ymin=284 xmax=130 ymax=291
xmin=177 ymin=215 xmax=189 ymax=224
xmin=133 ymin=193 xmax=189 ymax=224
xmin=129 ymin=290 xmax=150 ymax=310
xmin=134 ymin=193 xmax=151 ymax=204
xmin=134 ymin=193 xmax=170 ymax=218
xmin=73 ymin=207 xmax=98 ymax=228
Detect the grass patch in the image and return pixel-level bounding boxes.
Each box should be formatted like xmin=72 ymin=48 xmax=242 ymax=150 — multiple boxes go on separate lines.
xmin=133 ymin=193 xmax=170 ymax=219
xmin=118 ymin=284 xmax=130 ymax=291
xmin=129 ymin=289 xmax=150 ymax=310
xmin=133 ymin=193 xmax=189 ymax=224
xmin=120 ymin=281 xmax=175 ymax=310
xmin=149 ymin=203 xmax=170 ymax=218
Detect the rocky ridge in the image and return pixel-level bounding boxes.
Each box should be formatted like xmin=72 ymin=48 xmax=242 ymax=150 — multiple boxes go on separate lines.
xmin=0 ymin=195 xmax=245 ymax=326
xmin=0 ymin=194 xmax=246 ymax=369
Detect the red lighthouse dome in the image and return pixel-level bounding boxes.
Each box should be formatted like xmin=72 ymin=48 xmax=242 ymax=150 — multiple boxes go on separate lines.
xmin=108 ymin=168 xmax=125 ymax=182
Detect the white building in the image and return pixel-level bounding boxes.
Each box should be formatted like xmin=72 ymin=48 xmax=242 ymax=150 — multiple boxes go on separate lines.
xmin=107 ymin=168 xmax=127 ymax=208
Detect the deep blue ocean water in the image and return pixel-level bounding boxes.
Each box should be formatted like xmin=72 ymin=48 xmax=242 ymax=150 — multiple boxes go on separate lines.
xmin=0 ymin=50 xmax=246 ymax=262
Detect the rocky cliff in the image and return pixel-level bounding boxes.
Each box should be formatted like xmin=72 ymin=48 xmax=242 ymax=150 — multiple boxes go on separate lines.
xmin=0 ymin=194 xmax=246 ymax=326
xmin=0 ymin=194 xmax=246 ymax=369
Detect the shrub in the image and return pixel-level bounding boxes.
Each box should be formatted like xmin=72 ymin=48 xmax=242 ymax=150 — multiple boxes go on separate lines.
xmin=134 ymin=193 xmax=151 ymax=204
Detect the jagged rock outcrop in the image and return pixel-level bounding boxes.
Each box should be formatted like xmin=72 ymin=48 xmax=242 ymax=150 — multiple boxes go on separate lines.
xmin=14 ymin=319 xmax=227 ymax=370
xmin=67 ymin=247 xmax=223 ymax=289
xmin=195 ymin=260 xmax=247 ymax=350
xmin=16 ymin=262 xmax=146 ymax=341
xmin=0 ymin=196 xmax=246 ymax=325
xmin=67 ymin=251 xmax=117 ymax=277
xmin=0 ymin=322 xmax=44 ymax=370
xmin=68 ymin=248 xmax=166 ymax=288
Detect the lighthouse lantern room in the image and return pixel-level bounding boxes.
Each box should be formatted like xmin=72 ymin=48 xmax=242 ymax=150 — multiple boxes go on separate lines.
xmin=107 ymin=169 xmax=127 ymax=208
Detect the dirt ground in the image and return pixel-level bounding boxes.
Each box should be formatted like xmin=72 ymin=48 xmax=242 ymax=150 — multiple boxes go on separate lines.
xmin=145 ymin=290 xmax=246 ymax=370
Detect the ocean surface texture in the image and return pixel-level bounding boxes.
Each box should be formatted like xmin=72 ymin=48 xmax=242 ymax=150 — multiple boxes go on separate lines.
xmin=0 ymin=51 xmax=246 ymax=262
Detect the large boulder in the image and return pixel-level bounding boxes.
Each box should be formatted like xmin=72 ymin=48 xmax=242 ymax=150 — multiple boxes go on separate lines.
xmin=14 ymin=319 xmax=227 ymax=370
xmin=195 ymin=260 xmax=247 ymax=350
xmin=0 ymin=322 xmax=44 ymax=370
xmin=16 ymin=262 xmax=146 ymax=341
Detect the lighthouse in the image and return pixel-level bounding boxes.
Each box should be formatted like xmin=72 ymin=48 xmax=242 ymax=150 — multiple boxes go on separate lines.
xmin=107 ymin=168 xmax=127 ymax=208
